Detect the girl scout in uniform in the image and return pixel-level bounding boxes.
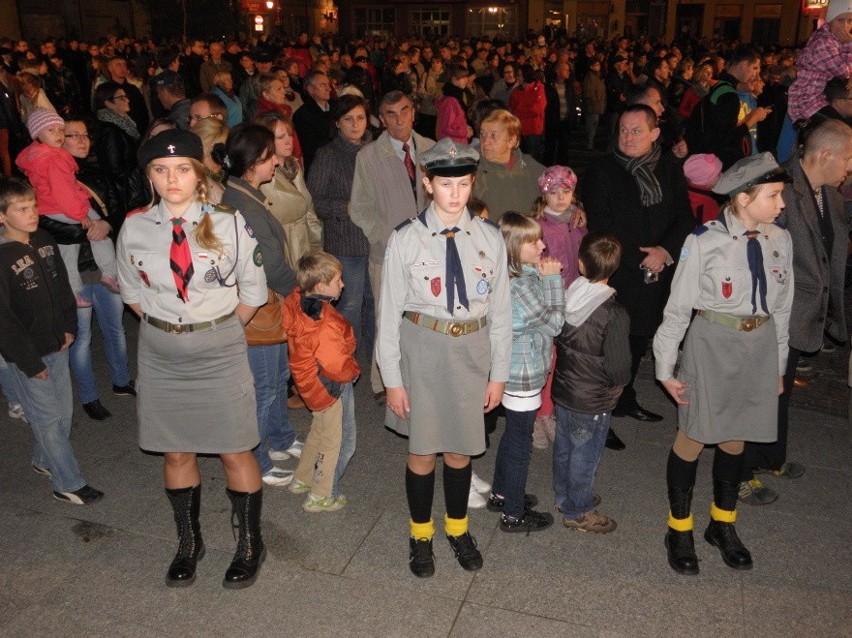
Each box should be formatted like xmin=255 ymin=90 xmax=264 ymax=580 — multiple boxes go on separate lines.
xmin=377 ymin=138 xmax=512 ymax=578
xmin=653 ymin=153 xmax=794 ymax=575
xmin=117 ymin=129 xmax=269 ymax=589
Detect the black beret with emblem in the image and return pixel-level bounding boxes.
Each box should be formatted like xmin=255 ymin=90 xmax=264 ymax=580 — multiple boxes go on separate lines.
xmin=138 ymin=128 xmax=203 ymax=169
xmin=420 ymin=137 xmax=479 ymax=177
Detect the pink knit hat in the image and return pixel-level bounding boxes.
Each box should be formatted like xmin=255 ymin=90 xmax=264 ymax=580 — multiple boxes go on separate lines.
xmin=683 ymin=153 xmax=723 ymax=188
xmin=538 ymin=165 xmax=578 ymax=194
xmin=27 ymin=108 xmax=65 ymax=141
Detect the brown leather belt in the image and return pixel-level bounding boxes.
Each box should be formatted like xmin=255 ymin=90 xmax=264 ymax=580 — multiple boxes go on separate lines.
xmin=403 ymin=311 xmax=487 ymax=337
xmin=698 ymin=309 xmax=770 ymax=332
xmin=144 ymin=310 xmax=235 ymax=334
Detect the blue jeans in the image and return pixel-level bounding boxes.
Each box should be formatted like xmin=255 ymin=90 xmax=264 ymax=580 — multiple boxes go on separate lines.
xmin=332 ymin=382 xmax=356 ymax=497
xmin=553 ymin=406 xmax=611 ymax=519
xmin=0 ymin=353 xmax=22 ymax=405
xmin=10 ymin=350 xmax=87 ymax=493
xmin=70 ymin=281 xmax=131 ymax=404
xmin=247 ymin=342 xmax=295 ymax=474
xmin=491 ymin=407 xmax=537 ymax=519
xmin=334 ymin=255 xmax=375 ymax=358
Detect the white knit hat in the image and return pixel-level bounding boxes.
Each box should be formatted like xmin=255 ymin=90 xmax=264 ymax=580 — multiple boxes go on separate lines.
xmin=26 ymin=108 xmax=65 ymax=141
xmin=827 ymin=0 xmax=852 ymax=23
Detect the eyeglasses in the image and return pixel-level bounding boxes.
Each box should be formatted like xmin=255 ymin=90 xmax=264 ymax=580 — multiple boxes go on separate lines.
xmin=109 ymin=95 xmax=129 ymax=101
xmin=65 ymin=134 xmax=90 ymax=139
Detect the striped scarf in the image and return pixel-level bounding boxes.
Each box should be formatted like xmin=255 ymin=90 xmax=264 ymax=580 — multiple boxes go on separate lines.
xmin=613 ymin=142 xmax=662 ymax=207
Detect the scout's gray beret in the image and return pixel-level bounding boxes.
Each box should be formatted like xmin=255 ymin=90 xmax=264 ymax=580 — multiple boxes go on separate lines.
xmin=712 ymin=152 xmax=792 ymax=196
xmin=420 ymin=137 xmax=479 ymax=177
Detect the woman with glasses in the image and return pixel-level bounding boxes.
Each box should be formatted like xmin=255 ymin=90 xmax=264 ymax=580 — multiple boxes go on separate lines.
xmin=93 ymin=81 xmax=148 ymax=217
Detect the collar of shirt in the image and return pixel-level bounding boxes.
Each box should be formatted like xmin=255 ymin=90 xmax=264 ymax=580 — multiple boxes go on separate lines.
xmin=155 ymin=200 xmax=204 ymax=226
xmin=389 ymin=134 xmax=415 ymax=164
xmin=421 ymin=202 xmax=472 ymax=234
xmin=723 ymin=206 xmax=758 ymax=237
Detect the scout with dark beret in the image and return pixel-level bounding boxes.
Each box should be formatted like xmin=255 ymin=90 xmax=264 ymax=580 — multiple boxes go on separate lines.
xmin=653 ymin=151 xmax=794 ymax=576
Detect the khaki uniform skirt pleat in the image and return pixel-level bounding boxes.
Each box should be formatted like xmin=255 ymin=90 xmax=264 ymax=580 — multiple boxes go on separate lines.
xmin=136 ymin=315 xmax=260 ymax=453
xmin=676 ymin=315 xmax=778 ymax=445
xmin=385 ymin=319 xmax=489 ymax=456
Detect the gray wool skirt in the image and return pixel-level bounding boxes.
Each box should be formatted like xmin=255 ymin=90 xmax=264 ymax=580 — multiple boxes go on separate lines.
xmin=676 ymin=314 xmax=779 ymax=445
xmin=136 ymin=314 xmax=259 ymax=454
xmin=385 ymin=318 xmax=489 ymax=456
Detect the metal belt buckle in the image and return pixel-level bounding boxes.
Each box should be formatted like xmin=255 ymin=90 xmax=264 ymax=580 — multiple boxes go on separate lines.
xmin=172 ymin=324 xmax=187 ymax=334
xmin=448 ymin=322 xmax=464 ymax=337
xmin=741 ymin=318 xmax=756 ymax=332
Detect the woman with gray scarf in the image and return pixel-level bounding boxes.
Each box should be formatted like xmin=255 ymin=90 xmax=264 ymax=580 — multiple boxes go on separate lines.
xmin=93 ymin=81 xmax=148 ymax=217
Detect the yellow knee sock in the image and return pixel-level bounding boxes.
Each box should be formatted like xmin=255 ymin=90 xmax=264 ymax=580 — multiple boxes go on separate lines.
xmin=444 ymin=514 xmax=469 ymax=537
xmin=710 ymin=502 xmax=737 ymax=523
xmin=410 ymin=518 xmax=435 ymax=540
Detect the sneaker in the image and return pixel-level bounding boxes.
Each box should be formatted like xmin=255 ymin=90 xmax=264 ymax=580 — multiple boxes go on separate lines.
xmin=821 ymin=341 xmax=837 ymax=353
xmin=562 ymin=510 xmax=617 ymax=534
xmin=32 ymin=464 xmax=52 ymax=478
xmin=446 ymin=532 xmax=483 ymax=571
xmin=288 ymin=478 xmax=311 ymax=494
xmin=303 ymin=494 xmax=347 ymax=512
xmin=112 ymin=382 xmax=136 ymax=396
xmin=754 ymin=462 xmax=805 ymax=480
xmin=8 ymin=403 xmax=28 ymax=423
xmin=487 ymin=492 xmax=539 ymax=512
xmin=75 ymin=295 xmax=92 ymax=308
xmin=500 ymin=509 xmax=554 ymax=534
xmin=268 ymin=449 xmax=290 ymax=461
xmin=285 ymin=440 xmax=303 ymax=459
xmin=53 ymin=485 xmax=104 ymax=505
xmin=468 ymin=485 xmax=487 ymax=509
xmin=738 ymin=478 xmax=778 ymax=506
xmin=409 ymin=537 xmax=435 ymax=578
xmin=261 ymin=467 xmax=294 ymax=487
xmin=100 ymin=275 xmax=120 ymax=294
xmin=470 ymin=471 xmax=491 ymax=494
xmin=796 ymin=361 xmax=814 ymax=373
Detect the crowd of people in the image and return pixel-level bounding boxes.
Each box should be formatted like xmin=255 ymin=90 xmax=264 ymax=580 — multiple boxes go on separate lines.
xmin=1 ymin=0 xmax=851 ymax=589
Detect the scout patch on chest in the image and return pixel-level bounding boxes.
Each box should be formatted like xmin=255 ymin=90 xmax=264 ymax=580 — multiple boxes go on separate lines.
xmin=431 ymin=277 xmax=442 ymax=296
xmin=721 ymin=277 xmax=733 ymax=299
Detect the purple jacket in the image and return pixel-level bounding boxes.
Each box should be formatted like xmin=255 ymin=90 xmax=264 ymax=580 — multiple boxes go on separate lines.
xmin=540 ymin=212 xmax=587 ymax=289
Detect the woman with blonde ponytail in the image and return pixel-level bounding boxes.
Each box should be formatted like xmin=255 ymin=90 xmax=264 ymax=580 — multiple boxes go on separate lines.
xmin=116 ymin=128 xmax=270 ymax=590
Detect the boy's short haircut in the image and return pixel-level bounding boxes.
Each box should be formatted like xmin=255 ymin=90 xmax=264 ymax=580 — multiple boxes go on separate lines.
xmin=296 ymin=251 xmax=343 ymax=293
xmin=579 ymin=232 xmax=622 ymax=283
xmin=0 ymin=177 xmax=36 ymax=214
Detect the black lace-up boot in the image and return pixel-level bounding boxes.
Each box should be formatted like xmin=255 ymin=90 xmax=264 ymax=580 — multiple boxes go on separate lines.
xmin=165 ymin=485 xmax=205 ymax=586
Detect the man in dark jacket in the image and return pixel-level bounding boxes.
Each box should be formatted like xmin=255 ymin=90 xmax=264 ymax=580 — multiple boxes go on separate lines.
xmin=686 ymin=46 xmax=767 ymax=169
xmin=582 ymin=104 xmax=695 ymax=449
xmin=293 ymin=71 xmax=336 ymax=176
xmin=544 ymin=60 xmax=578 ymax=166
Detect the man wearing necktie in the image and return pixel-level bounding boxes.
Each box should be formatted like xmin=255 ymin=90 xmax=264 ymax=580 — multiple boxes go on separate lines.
xmin=350 ymin=91 xmax=435 ymax=404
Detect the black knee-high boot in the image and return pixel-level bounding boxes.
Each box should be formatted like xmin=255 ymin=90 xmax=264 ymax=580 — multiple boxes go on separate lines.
xmin=665 ymin=450 xmax=699 ymax=575
xmin=165 ymin=484 xmax=205 ymax=586
xmin=705 ymin=449 xmax=753 ymax=570
xmin=223 ymin=488 xmax=266 ymax=589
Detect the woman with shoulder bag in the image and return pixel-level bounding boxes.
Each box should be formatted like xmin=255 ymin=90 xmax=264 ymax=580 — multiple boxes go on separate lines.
xmin=221 ymin=123 xmax=302 ymax=487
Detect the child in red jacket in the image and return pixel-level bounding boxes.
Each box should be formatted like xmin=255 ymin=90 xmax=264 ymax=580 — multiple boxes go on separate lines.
xmin=508 ymin=68 xmax=547 ymax=161
xmin=283 ymin=251 xmax=360 ymax=513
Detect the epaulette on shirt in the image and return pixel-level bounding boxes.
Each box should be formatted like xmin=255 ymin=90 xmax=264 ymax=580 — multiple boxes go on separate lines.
xmin=126 ymin=206 xmax=150 ymax=217
xmin=692 ymin=224 xmax=709 ymax=236
xmin=394 ymin=216 xmax=417 ymax=232
xmin=210 ymin=203 xmax=236 ymax=214
xmin=474 ymin=215 xmax=499 ymax=230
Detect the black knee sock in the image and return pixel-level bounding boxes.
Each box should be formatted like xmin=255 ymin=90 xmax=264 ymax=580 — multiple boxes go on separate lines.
xmin=666 ymin=449 xmax=699 ymax=519
xmin=406 ymin=467 xmax=435 ymax=524
xmin=443 ymin=462 xmax=472 ymax=521
xmin=667 ymin=449 xmax=699 ymax=491
xmin=712 ymin=448 xmax=744 ymax=511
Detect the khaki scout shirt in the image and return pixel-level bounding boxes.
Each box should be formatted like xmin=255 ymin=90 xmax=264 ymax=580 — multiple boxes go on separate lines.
xmin=376 ymin=204 xmax=512 ymax=388
xmin=117 ymin=201 xmax=267 ymax=324
xmin=654 ymin=207 xmax=794 ymax=379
